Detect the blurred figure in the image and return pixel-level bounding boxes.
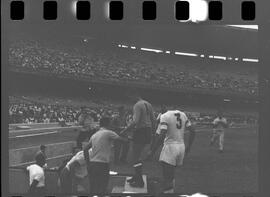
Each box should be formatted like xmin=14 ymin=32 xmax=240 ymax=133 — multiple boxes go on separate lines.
xmin=76 ymin=107 xmax=98 ymax=149
xmin=26 ymin=154 xmax=46 ymax=196
xmin=59 ymin=148 xmax=92 ymax=193
xmin=112 ymin=106 xmax=130 ymax=164
xmin=35 ymin=145 xmax=47 ymax=168
xmin=210 ymin=110 xmax=229 ymax=153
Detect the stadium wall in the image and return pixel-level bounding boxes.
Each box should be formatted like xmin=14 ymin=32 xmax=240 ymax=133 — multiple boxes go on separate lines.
xmin=9 ymin=70 xmax=258 ymax=111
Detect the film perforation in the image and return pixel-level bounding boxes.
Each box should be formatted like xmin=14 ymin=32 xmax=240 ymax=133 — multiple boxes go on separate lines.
xmin=109 ymin=1 xmax=124 ymax=20
xmin=142 ymin=1 xmax=156 ymax=20
xmin=241 ymin=1 xmax=256 ymax=20
xmin=43 ymin=1 xmax=58 ymax=20
xmin=10 ymin=1 xmax=24 ymax=20
xmin=208 ymin=1 xmax=222 ymax=21
xmin=175 ymin=1 xmax=190 ymax=21
xmin=76 ymin=1 xmax=91 ymax=20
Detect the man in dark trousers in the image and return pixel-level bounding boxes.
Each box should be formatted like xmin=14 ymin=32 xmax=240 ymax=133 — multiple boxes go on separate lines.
xmin=112 ymin=106 xmax=130 ymax=164
xmin=120 ymin=92 xmax=156 ymax=187
xmin=83 ymin=116 xmax=128 ymax=193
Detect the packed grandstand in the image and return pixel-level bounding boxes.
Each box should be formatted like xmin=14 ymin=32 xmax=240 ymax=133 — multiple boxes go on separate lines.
xmin=9 ymin=38 xmax=258 ymax=96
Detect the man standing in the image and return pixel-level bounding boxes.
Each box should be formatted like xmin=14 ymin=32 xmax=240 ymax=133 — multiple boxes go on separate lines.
xmin=35 ymin=145 xmax=47 ymax=168
xmin=76 ymin=107 xmax=97 ymax=149
xmin=210 ymin=110 xmax=228 ymax=153
xmin=83 ymin=117 xmax=128 ymax=193
xmin=121 ymin=92 xmax=156 ymax=187
xmin=148 ymin=110 xmax=196 ymax=193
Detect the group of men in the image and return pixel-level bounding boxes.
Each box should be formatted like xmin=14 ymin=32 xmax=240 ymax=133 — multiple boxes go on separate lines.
xmin=26 ymin=92 xmax=229 ymax=195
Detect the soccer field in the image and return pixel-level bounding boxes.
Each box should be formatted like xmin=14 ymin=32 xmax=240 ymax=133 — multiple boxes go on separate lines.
xmin=112 ymin=126 xmax=258 ymax=193
xmin=9 ymin=125 xmax=258 ymax=193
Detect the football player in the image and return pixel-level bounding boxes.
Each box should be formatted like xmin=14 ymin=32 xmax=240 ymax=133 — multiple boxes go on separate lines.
xmin=120 ymin=92 xmax=156 ymax=187
xmin=148 ymin=110 xmax=196 ymax=193
xmin=210 ymin=110 xmax=228 ymax=153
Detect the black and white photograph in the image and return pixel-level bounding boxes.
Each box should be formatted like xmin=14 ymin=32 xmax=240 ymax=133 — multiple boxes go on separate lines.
xmin=2 ymin=0 xmax=267 ymax=196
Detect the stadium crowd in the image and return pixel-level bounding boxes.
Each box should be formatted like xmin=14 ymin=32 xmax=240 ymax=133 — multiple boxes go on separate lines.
xmin=9 ymin=39 xmax=258 ymax=95
xmin=9 ymin=96 xmax=257 ymax=125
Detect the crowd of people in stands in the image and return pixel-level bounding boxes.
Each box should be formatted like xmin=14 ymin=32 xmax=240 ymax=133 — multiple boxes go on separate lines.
xmin=8 ymin=96 xmax=131 ymax=125
xmin=9 ymin=96 xmax=257 ymax=125
xmin=9 ymin=39 xmax=258 ymax=95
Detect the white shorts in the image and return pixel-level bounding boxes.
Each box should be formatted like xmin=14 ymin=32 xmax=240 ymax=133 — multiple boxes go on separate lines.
xmin=159 ymin=143 xmax=185 ymax=166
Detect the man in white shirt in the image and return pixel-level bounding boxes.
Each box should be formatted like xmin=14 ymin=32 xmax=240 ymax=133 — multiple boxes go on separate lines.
xmin=148 ymin=110 xmax=196 ymax=193
xmin=59 ymin=148 xmax=92 ymax=193
xmin=26 ymin=155 xmax=46 ymax=195
xmin=210 ymin=110 xmax=228 ymax=153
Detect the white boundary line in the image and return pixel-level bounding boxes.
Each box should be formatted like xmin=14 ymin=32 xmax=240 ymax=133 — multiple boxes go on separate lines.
xmin=9 ymin=125 xmax=81 ymax=133
xmin=10 ymin=153 xmax=73 ymax=167
xmin=9 ymin=131 xmax=60 ymax=139
xmin=10 ymin=141 xmax=75 ymax=151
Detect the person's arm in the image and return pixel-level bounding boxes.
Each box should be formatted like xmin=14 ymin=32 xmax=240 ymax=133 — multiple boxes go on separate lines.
xmin=185 ymin=122 xmax=196 ymax=155
xmin=146 ymin=115 xmax=167 ymax=159
xmin=83 ymin=140 xmax=92 ymax=165
xmin=149 ymin=105 xmax=156 ymax=134
xmin=147 ymin=131 xmax=166 ymax=160
xmin=212 ymin=118 xmax=218 ymax=128
xmin=110 ymin=131 xmax=129 ymax=143
xmin=68 ymin=161 xmax=80 ymax=178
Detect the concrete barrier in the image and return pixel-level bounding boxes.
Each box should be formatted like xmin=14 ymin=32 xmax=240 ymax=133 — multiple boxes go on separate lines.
xmin=9 ymin=168 xmax=134 ymax=194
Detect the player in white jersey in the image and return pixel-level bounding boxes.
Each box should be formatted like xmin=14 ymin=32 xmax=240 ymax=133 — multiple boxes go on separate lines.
xmin=147 ymin=110 xmax=196 ymax=193
xmin=210 ymin=110 xmax=228 ymax=153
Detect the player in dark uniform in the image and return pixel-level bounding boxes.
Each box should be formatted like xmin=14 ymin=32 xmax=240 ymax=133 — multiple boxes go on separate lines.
xmin=35 ymin=145 xmax=47 ymax=168
xmin=121 ymin=92 xmax=156 ymax=187
xmin=76 ymin=107 xmax=98 ymax=149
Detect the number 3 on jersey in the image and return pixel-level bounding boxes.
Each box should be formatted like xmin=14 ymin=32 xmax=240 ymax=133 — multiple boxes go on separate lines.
xmin=174 ymin=113 xmax=182 ymax=129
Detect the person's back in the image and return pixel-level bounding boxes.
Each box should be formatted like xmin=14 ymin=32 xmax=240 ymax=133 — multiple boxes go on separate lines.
xmin=90 ymin=128 xmax=118 ymax=163
xmin=27 ymin=163 xmax=45 ymax=195
xmin=133 ymin=99 xmax=154 ymax=129
xmin=159 ymin=110 xmax=190 ymax=145
xmin=27 ymin=164 xmax=45 ymax=187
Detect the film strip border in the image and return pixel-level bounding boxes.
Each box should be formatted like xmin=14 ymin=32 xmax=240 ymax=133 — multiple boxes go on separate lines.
xmin=9 ymin=194 xmax=257 ymax=197
xmin=10 ymin=0 xmax=256 ymax=21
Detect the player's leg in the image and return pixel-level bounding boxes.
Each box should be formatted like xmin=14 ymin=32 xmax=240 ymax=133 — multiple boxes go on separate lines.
xmin=219 ymin=131 xmax=224 ymax=153
xmin=128 ymin=128 xmax=151 ymax=187
xmin=161 ymin=161 xmax=175 ymax=193
xmin=59 ymin=167 xmax=72 ymax=193
xmin=210 ymin=130 xmax=218 ymax=146
xmin=114 ymin=140 xmax=121 ymax=163
xmin=119 ymin=140 xmax=129 ymax=163
xmin=127 ymin=142 xmax=145 ymax=186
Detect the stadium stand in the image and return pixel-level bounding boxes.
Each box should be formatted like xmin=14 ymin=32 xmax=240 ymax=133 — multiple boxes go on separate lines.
xmin=9 ymin=39 xmax=258 ymax=96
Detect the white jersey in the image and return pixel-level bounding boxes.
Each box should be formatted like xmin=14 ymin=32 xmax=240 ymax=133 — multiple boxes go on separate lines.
xmin=213 ymin=117 xmax=227 ymax=132
xmin=156 ymin=110 xmax=191 ymax=144
xmin=66 ymin=149 xmax=92 ymax=178
xmin=27 ymin=164 xmax=45 ymax=187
